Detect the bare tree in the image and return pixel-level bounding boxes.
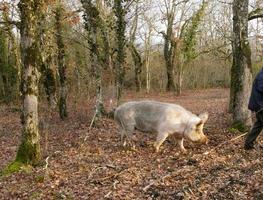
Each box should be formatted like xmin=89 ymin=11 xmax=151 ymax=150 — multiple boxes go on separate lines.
xmin=176 ymin=0 xmax=207 ymax=95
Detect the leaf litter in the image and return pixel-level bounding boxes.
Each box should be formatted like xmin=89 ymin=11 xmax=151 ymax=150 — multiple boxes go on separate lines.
xmin=0 ymin=88 xmax=262 ymax=199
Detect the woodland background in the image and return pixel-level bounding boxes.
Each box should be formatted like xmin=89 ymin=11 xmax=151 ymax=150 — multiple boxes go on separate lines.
xmin=0 ymin=0 xmax=263 ymax=199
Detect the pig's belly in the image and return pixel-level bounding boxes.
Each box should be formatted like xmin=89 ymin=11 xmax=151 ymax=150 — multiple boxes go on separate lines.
xmin=135 ymin=120 xmax=158 ymax=133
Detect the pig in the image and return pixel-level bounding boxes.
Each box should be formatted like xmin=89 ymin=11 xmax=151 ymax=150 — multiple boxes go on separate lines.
xmin=114 ymin=100 xmax=208 ymax=152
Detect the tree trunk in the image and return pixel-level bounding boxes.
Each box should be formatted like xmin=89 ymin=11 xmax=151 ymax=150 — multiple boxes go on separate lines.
xmin=163 ymin=13 xmax=176 ymax=92
xmin=114 ymin=0 xmax=126 ymax=104
xmin=144 ymin=31 xmax=152 ymax=94
xmin=166 ymin=61 xmax=175 ymax=91
xmin=91 ymin=25 xmax=104 ymax=117
xmin=231 ymin=0 xmax=252 ymax=130
xmin=130 ymin=44 xmax=142 ymax=92
xmin=145 ymin=54 xmax=150 ymax=94
xmin=43 ymin=66 xmax=57 ymax=109
xmin=15 ymin=0 xmax=44 ymax=165
xmin=177 ymin=63 xmax=183 ymax=96
xmin=129 ymin=1 xmax=142 ymax=92
xmin=55 ymin=3 xmax=68 ymax=120
xmin=81 ymin=0 xmax=105 ymax=118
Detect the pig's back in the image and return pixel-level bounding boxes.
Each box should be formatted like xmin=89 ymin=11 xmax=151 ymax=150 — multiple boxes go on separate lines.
xmin=133 ymin=101 xmax=190 ymax=132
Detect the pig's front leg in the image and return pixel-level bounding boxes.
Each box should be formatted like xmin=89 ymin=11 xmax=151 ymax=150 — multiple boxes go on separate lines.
xmin=154 ymin=132 xmax=169 ymax=152
xmin=178 ymin=138 xmax=187 ymax=153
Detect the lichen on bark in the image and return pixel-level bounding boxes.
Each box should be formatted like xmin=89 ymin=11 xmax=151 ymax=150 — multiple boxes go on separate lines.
xmin=230 ymin=0 xmax=252 ymax=130
xmin=10 ymin=0 xmax=45 ymax=168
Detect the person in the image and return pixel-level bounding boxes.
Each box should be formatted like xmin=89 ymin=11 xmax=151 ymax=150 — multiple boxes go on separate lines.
xmin=245 ymin=68 xmax=263 ymax=150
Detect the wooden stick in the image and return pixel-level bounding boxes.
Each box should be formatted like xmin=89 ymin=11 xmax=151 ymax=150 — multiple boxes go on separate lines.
xmin=143 ymin=174 xmax=170 ymax=192
xmin=203 ymin=132 xmax=248 ymax=155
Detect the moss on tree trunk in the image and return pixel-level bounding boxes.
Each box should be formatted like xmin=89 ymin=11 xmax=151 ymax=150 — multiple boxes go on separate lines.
xmin=130 ymin=44 xmax=142 ymax=92
xmin=163 ymin=11 xmax=176 ymax=92
xmin=8 ymin=0 xmax=45 ymax=169
xmin=231 ymin=0 xmax=252 ymax=131
xmin=114 ymin=0 xmax=126 ymax=103
xmin=55 ymin=3 xmax=68 ymax=120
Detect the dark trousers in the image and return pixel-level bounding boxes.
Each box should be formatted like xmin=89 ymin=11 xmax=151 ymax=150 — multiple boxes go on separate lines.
xmin=245 ymin=110 xmax=263 ymax=147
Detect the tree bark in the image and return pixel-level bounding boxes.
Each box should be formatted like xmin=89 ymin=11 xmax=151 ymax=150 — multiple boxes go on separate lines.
xmin=114 ymin=0 xmax=126 ymax=104
xmin=43 ymin=66 xmax=57 ymax=109
xmin=130 ymin=44 xmax=142 ymax=92
xmin=82 ymin=0 xmax=105 ymax=118
xmin=16 ymin=0 xmax=44 ymax=165
xmin=129 ymin=1 xmax=142 ymax=92
xmin=231 ymin=0 xmax=252 ymax=130
xmin=144 ymin=31 xmax=152 ymax=94
xmin=55 ymin=2 xmax=68 ymax=120
xmin=145 ymin=53 xmax=150 ymax=94
xmin=163 ymin=12 xmax=176 ymax=92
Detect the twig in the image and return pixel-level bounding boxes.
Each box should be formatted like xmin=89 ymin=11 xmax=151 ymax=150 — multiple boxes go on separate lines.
xmin=143 ymin=180 xmax=155 ymax=192
xmin=104 ymin=191 xmax=112 ymax=198
xmin=143 ymin=174 xmax=171 ymax=192
xmin=113 ymin=180 xmax=119 ymax=189
xmin=89 ymin=111 xmax=97 ymax=129
xmin=88 ymin=167 xmax=107 ymax=179
xmin=44 ymin=156 xmax=50 ymax=170
xmin=90 ymin=167 xmax=133 ymax=183
xmin=106 ymin=164 xmax=117 ymax=169
xmin=103 ymin=179 xmax=119 ymax=198
xmin=88 ymin=164 xmax=118 ymax=180
xmin=203 ymin=132 xmax=248 ymax=155
xmin=82 ymin=111 xmax=97 ymax=143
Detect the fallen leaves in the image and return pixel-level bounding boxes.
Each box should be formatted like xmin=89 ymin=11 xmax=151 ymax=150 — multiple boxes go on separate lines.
xmin=0 ymin=89 xmax=263 ymax=199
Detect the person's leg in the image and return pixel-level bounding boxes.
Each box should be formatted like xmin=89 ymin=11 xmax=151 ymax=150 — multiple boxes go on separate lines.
xmin=244 ymin=112 xmax=263 ymax=149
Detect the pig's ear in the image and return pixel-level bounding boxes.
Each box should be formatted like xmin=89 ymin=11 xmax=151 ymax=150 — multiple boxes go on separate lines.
xmin=198 ymin=112 xmax=208 ymax=124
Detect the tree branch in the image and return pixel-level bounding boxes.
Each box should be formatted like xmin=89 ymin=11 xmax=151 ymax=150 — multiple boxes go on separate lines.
xmin=248 ymin=8 xmax=263 ymax=21
xmin=0 ymin=20 xmax=20 ymax=28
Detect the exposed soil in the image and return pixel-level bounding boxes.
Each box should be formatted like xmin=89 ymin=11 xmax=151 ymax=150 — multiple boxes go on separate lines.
xmin=0 ymin=88 xmax=262 ymax=200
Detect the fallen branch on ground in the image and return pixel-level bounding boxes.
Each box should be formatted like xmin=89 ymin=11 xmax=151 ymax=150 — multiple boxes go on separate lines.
xmin=203 ymin=132 xmax=248 ymax=155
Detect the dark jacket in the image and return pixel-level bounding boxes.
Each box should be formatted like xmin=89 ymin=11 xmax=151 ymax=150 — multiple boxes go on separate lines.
xmin=248 ymin=68 xmax=263 ymax=112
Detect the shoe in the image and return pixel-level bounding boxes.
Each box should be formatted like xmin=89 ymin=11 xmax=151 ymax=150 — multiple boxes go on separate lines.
xmin=244 ymin=143 xmax=254 ymax=150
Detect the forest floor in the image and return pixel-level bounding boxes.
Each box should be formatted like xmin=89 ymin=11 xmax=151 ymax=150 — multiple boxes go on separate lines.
xmin=0 ymin=88 xmax=263 ymax=200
